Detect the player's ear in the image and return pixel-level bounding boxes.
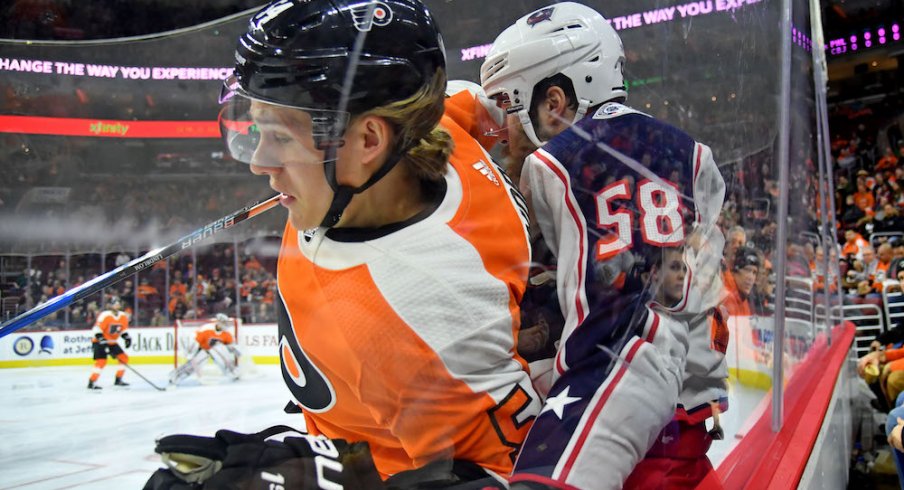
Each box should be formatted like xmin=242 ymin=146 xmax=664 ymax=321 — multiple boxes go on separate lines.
xmin=337 ymin=115 xmax=394 ymax=187
xmin=540 ymin=85 xmax=570 ymax=129
xmin=355 ymin=115 xmax=393 ymax=166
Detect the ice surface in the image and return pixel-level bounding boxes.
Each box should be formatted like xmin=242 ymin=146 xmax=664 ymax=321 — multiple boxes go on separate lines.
xmin=0 ymin=364 xmax=301 ymax=489
xmin=0 ymin=364 xmax=764 ymax=488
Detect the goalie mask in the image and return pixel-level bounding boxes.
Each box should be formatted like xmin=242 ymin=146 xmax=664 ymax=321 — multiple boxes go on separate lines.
xmin=215 ymin=313 xmax=230 ymax=330
xmin=479 ymin=2 xmax=626 ymax=148
xmin=219 ymin=0 xmax=446 ymax=227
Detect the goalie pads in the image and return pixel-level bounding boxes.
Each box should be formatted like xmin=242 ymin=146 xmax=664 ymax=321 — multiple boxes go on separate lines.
xmin=207 ymin=342 xmax=239 ymax=377
xmin=143 ymin=425 xmax=384 ymax=490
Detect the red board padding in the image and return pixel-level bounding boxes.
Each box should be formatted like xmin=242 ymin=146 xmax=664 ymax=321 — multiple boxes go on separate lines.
xmin=711 ymin=322 xmax=855 ymax=490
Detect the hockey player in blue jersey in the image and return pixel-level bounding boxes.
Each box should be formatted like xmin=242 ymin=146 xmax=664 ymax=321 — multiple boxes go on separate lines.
xmin=481 ymin=3 xmax=727 ymax=488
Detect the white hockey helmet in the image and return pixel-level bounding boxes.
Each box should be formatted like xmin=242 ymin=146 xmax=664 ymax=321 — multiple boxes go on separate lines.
xmin=215 ymin=313 xmax=230 ymax=330
xmin=480 ymin=2 xmax=626 ymax=147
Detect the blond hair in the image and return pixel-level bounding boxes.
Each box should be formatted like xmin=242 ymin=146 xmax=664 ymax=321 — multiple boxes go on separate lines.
xmin=365 ymin=69 xmax=452 ymax=183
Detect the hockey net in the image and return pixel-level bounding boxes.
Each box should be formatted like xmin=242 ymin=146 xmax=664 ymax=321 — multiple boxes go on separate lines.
xmin=173 ymin=316 xmax=242 ymax=368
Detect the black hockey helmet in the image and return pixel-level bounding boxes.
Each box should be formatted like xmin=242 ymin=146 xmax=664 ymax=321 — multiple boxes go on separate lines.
xmin=220 ymin=0 xmax=446 ymax=228
xmin=227 ymin=0 xmax=445 ymax=145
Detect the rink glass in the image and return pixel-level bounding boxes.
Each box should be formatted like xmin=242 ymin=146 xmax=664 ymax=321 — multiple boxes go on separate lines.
xmin=0 ymin=0 xmax=848 ymax=487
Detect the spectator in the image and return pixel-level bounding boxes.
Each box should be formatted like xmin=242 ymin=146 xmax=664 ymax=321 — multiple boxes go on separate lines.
xmin=862 ymin=246 xmax=880 ymax=280
xmin=877 ymin=146 xmax=899 ymax=171
xmin=813 ymin=246 xmax=838 ymax=293
xmin=724 ymin=225 xmax=747 ymax=268
xmin=842 ymin=229 xmax=869 ymax=262
xmin=875 ymin=204 xmax=904 ymax=235
xmin=875 ymin=243 xmax=895 ymax=286
xmin=723 ymin=247 xmax=760 ymax=316
xmin=841 ymin=195 xmax=871 ymax=231
xmin=137 ymin=278 xmax=159 ymax=301
xmin=853 ymin=181 xmax=876 ymax=213
xmin=890 ymin=241 xmax=904 ymax=282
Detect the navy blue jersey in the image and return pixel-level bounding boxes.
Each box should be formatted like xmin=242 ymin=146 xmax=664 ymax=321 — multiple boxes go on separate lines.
xmin=512 ymin=102 xmax=726 ymax=489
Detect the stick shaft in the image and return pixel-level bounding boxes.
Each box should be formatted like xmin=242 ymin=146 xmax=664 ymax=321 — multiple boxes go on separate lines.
xmin=121 ymin=361 xmax=166 ymax=391
xmin=0 ymin=194 xmax=281 ymax=339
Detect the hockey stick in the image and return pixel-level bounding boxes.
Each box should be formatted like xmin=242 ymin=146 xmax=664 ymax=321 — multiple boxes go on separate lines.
xmin=0 ymin=194 xmax=281 ymax=339
xmin=121 ymin=360 xmax=167 ymax=392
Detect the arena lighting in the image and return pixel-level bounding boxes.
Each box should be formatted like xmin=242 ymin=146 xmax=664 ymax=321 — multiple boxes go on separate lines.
xmin=0 ymin=115 xmax=219 ymax=138
xmin=458 ymin=0 xmax=765 ymax=61
xmin=827 ymin=21 xmax=904 ymax=56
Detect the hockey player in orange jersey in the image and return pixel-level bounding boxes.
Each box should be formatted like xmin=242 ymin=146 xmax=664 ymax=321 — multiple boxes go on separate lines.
xmin=214 ymin=0 xmax=540 ymax=485
xmin=87 ymin=297 xmax=132 ymax=389
xmin=168 ymin=313 xmax=241 ymax=385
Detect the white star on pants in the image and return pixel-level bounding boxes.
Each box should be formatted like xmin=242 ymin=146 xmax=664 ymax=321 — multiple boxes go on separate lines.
xmin=541 ymin=386 xmax=581 ymax=419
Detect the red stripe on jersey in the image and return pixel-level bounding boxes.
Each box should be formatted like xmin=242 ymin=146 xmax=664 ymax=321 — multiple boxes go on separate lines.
xmin=510 ymin=472 xmax=582 ymax=490
xmin=645 ymin=311 xmax=660 ymax=343
xmin=533 ymin=150 xmax=587 ymax=376
xmin=559 ymin=337 xmax=645 ymax=482
xmin=693 ymin=144 xmax=703 ymax=223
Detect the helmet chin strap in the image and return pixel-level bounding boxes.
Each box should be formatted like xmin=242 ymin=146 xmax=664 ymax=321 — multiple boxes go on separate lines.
xmin=318 ymin=146 xmax=407 ymax=228
xmin=516 ymin=99 xmax=591 ymax=149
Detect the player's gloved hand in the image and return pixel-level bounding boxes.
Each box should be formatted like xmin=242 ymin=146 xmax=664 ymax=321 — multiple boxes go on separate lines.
xmin=94 ymin=333 xmax=107 ymax=345
xmin=122 ymin=333 xmax=132 ymax=349
xmin=142 ymin=425 xmax=384 ymax=490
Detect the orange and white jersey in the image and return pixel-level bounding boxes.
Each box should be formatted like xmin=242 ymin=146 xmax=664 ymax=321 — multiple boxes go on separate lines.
xmin=92 ymin=310 xmax=129 ymax=344
xmin=276 ymin=114 xmax=539 ymax=479
xmin=195 ymin=324 xmax=234 ymax=351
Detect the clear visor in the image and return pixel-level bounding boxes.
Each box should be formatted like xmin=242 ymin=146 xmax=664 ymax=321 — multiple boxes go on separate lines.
xmin=218 ymin=75 xmax=349 ymax=167
xmin=475 ymin=90 xmax=508 ymax=144
xmin=488 ymin=91 xmax=516 ymax=112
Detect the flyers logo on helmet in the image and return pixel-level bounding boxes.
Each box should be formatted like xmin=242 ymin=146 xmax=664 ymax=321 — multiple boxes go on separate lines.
xmin=351 ymin=2 xmax=393 ymax=32
xmin=526 ymin=6 xmax=555 ymax=26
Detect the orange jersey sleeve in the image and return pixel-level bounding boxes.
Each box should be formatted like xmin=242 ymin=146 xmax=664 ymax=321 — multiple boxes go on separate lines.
xmin=276 ymin=114 xmax=538 ymax=478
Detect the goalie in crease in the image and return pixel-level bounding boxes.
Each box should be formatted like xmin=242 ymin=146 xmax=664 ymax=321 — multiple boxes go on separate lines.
xmin=169 ymin=314 xmax=241 ymax=385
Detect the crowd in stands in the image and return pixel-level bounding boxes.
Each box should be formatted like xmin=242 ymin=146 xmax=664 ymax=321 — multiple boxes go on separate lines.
xmin=831 ymin=116 xmax=904 ymax=303
xmin=840 ymin=110 xmax=904 ymax=486
xmin=0 ymin=239 xmax=280 ymax=330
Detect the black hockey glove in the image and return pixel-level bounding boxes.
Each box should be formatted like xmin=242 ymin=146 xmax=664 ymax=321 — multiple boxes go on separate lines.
xmin=143 ymin=425 xmax=384 ymax=490
xmin=94 ymin=332 xmax=107 ymax=344
xmin=122 ymin=333 xmax=132 ymax=349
